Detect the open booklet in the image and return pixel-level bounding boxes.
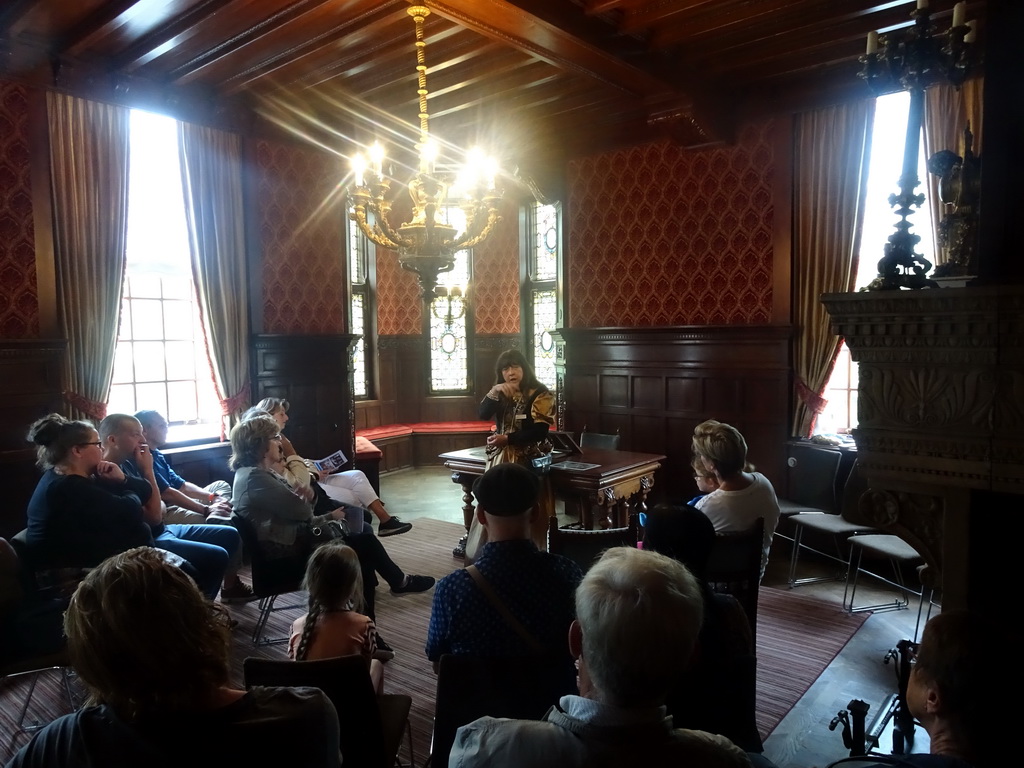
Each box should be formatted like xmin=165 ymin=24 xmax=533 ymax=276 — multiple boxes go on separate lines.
xmin=313 ymin=448 xmax=349 ymax=474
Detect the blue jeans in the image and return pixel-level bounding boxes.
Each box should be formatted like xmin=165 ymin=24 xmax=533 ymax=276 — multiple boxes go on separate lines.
xmin=155 ymin=524 xmax=240 ymax=599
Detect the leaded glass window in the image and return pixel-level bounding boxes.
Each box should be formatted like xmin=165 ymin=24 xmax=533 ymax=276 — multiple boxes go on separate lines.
xmin=348 ymin=208 xmax=374 ymax=399
xmin=522 ymin=201 xmax=560 ymax=390
xmin=429 ymin=207 xmax=471 ymax=393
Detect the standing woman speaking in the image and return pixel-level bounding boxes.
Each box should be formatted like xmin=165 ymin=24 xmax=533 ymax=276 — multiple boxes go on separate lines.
xmin=478 ymin=349 xmax=555 ymax=550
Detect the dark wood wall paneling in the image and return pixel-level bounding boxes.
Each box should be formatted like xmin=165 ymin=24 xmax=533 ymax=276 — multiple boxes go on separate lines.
xmin=0 ymin=340 xmax=67 ymax=538
xmin=251 ymin=334 xmax=358 ymax=466
xmin=555 ymin=326 xmax=792 ymax=504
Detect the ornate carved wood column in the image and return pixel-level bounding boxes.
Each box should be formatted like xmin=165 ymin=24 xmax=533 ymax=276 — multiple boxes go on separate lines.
xmin=822 ymin=286 xmax=1024 ymax=610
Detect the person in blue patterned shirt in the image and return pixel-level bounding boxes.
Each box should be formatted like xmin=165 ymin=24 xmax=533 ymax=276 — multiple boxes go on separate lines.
xmin=425 ymin=463 xmax=583 ymax=671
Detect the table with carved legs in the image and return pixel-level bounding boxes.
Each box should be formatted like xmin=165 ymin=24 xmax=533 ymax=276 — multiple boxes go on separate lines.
xmin=441 ymin=446 xmax=665 ymax=554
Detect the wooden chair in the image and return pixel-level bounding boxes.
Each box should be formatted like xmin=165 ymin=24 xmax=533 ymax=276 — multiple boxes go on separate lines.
xmin=705 ymin=518 xmax=764 ymax=643
xmin=428 ymin=653 xmax=577 ymax=768
xmin=230 ymin=515 xmax=306 ymax=646
xmin=546 ymin=514 xmax=638 ymax=572
xmin=244 ymin=654 xmax=412 ymax=768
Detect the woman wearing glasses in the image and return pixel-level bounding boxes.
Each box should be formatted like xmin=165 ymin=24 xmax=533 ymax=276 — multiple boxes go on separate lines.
xmin=24 ymin=413 xmax=154 ymax=577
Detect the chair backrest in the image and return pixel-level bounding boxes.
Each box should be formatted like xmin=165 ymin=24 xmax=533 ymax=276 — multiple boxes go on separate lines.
xmin=705 ymin=518 xmax=764 ymax=641
xmin=579 ymin=429 xmax=621 ymax=451
xmin=431 ymin=653 xmax=577 ymax=768
xmin=839 ymin=460 xmax=870 ymax=522
xmin=546 ymin=514 xmax=638 ymax=571
xmin=782 ymin=443 xmax=843 ymax=512
xmin=243 ymin=654 xmax=387 ymax=768
xmin=230 ymin=514 xmax=306 ymax=597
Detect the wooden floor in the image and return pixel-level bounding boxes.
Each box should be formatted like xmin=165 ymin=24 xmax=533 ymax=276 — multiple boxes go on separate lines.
xmin=379 ymin=465 xmax=932 ymax=767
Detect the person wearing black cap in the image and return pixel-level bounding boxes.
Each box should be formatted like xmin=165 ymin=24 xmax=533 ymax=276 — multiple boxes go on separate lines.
xmin=425 ymin=463 xmax=583 ymax=672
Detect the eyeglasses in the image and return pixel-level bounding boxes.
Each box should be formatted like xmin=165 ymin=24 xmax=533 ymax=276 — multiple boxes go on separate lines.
xmin=78 ymin=441 xmax=103 ymax=448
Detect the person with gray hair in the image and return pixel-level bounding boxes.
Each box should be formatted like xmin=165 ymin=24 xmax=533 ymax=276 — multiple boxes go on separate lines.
xmin=448 ymin=546 xmax=752 ymax=768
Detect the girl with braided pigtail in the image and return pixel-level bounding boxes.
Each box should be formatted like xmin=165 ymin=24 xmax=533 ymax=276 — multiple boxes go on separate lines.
xmin=289 ymin=541 xmax=385 ymax=693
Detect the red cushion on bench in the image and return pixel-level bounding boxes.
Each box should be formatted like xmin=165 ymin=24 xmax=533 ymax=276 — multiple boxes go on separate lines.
xmin=357 ymin=425 xmax=414 ymax=441
xmin=409 ymin=421 xmax=494 ymax=433
xmin=354 ymin=435 xmax=383 ymax=460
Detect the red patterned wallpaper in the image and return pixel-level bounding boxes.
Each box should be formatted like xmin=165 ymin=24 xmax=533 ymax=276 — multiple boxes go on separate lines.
xmin=256 ymin=139 xmax=346 ymax=335
xmin=472 ymin=200 xmax=518 ymax=335
xmin=376 ymin=243 xmax=421 ymax=336
xmin=567 ymin=118 xmax=775 ymax=327
xmin=0 ymin=79 xmax=39 ymax=338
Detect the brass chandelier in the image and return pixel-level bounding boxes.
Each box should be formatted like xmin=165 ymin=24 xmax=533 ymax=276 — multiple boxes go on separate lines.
xmin=349 ymin=5 xmax=503 ymax=298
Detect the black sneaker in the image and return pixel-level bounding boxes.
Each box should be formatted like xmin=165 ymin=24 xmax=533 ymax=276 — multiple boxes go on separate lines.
xmin=391 ymin=574 xmax=435 ymax=595
xmin=378 ymin=517 xmax=413 ymax=537
xmin=373 ymin=632 xmax=396 ymax=662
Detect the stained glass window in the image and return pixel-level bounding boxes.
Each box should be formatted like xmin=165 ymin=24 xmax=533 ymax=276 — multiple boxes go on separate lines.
xmin=348 ymin=208 xmax=374 ymax=399
xmin=429 ymin=207 xmax=471 ymax=392
xmin=522 ymin=201 xmax=561 ymax=390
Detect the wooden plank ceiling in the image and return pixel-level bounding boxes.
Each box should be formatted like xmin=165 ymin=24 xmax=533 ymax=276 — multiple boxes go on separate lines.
xmin=0 ymin=0 xmax=984 ymax=170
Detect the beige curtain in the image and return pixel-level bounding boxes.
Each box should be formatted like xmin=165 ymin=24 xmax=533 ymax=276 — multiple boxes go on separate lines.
xmin=791 ymin=100 xmax=874 ymax=437
xmin=47 ymin=93 xmax=130 ymax=422
xmin=923 ymin=77 xmax=984 ymax=266
xmin=178 ymin=122 xmax=251 ymax=439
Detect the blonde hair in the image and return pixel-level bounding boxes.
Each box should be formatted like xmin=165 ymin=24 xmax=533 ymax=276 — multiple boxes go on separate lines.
xmin=691 ymin=419 xmax=753 ymax=477
xmin=294 ymin=541 xmax=364 ymax=661
xmin=229 ymin=415 xmax=279 ymax=470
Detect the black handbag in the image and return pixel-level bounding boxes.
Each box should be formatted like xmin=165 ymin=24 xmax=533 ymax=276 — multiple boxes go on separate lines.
xmin=307 ymin=519 xmax=348 ymax=546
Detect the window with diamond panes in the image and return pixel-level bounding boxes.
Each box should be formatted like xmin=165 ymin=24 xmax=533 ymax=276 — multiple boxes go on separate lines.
xmin=348 ymin=209 xmax=375 ymax=399
xmin=523 ymin=201 xmax=560 ymax=389
xmin=429 ymin=206 xmax=471 ymax=393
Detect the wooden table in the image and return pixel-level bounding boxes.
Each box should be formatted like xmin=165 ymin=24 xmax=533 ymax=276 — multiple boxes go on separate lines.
xmin=440 ymin=446 xmax=666 ymax=532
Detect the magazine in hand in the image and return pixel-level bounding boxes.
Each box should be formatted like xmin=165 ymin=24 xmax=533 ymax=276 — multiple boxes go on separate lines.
xmin=313 ymin=449 xmax=349 ymax=474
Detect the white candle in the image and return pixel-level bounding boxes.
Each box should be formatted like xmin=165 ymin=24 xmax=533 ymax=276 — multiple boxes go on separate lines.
xmin=866 ymin=31 xmax=879 ymax=55
xmin=952 ymin=1 xmax=965 ymax=28
xmin=964 ymin=19 xmax=977 ymax=43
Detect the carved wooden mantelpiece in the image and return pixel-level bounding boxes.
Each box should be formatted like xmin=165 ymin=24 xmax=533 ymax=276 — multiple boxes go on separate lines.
xmin=822 ymin=286 xmax=1024 ymax=609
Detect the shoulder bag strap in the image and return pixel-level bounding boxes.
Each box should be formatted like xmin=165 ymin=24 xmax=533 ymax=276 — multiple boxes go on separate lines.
xmin=465 ymin=564 xmax=546 ymax=654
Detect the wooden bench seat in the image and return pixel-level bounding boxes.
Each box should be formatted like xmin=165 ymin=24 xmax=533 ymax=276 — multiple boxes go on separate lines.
xmin=356 ymin=421 xmax=493 ymax=475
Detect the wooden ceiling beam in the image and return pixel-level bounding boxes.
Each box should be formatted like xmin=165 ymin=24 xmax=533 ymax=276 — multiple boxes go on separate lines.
xmin=0 ymin=0 xmax=47 ymax=38
xmin=173 ymin=0 xmax=402 ymax=86
xmin=357 ymin=38 xmax=504 ymax=99
xmin=61 ymin=0 xmax=165 ymax=57
xmin=222 ymin=8 xmax=409 ymax=95
xmin=653 ymin=0 xmax=906 ymax=49
xmin=112 ymin=0 xmax=241 ymax=71
xmin=620 ymin=0 xmax=731 ymax=35
xmin=414 ymin=0 xmax=666 ymax=97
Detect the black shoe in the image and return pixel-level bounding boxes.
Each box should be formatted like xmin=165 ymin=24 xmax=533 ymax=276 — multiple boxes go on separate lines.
xmin=378 ymin=517 xmax=413 ymax=537
xmin=391 ymin=574 xmax=435 ymax=595
xmin=372 ymin=632 xmax=396 ymax=662
xmin=452 ymin=535 xmax=467 ymax=559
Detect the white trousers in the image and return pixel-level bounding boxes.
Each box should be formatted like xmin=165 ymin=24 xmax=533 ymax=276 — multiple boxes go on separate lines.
xmin=319 ymin=470 xmax=380 ymax=509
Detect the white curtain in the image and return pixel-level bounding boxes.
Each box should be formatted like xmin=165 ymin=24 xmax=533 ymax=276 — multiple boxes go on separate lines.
xmin=178 ymin=122 xmax=250 ymax=438
xmin=47 ymin=92 xmax=130 ymax=421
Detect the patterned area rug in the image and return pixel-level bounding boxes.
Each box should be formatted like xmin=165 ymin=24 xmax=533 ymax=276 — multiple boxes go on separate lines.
xmin=1 ymin=518 xmax=867 ymax=764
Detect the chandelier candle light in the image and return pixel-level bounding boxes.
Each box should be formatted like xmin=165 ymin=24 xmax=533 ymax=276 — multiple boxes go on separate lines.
xmin=349 ymin=5 xmax=503 ymax=299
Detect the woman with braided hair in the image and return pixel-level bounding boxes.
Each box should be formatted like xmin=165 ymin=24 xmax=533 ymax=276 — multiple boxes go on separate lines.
xmin=289 ymin=541 xmax=385 ymax=693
